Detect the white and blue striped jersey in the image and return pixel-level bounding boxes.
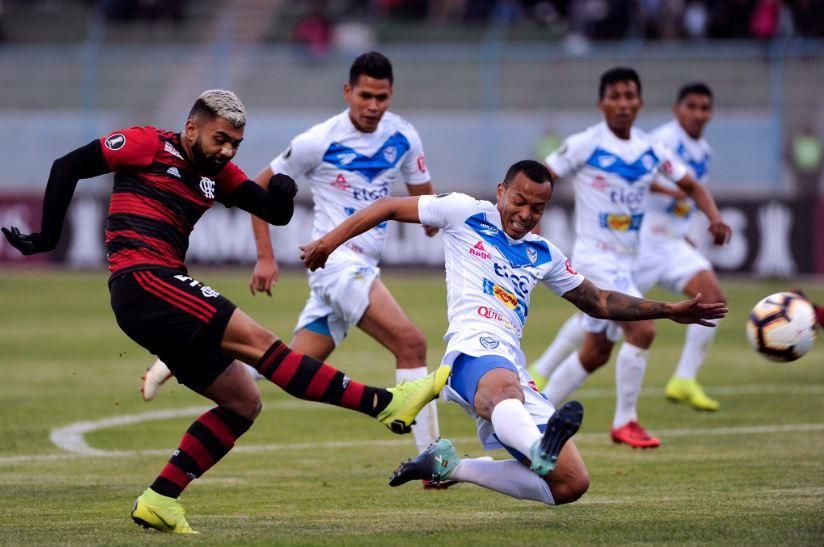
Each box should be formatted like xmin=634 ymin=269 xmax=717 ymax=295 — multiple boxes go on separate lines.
xmin=418 ymin=193 xmax=584 ymax=348
xmin=644 ymin=120 xmax=712 ymax=240
xmin=271 ymin=110 xmax=430 ymax=267
xmin=546 ymin=121 xmax=688 ymax=254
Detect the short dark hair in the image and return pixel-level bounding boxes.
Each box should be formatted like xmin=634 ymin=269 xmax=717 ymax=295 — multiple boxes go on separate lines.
xmin=349 ymin=51 xmax=394 ymax=86
xmin=677 ymin=82 xmax=713 ymax=104
xmin=503 ymin=160 xmax=553 ymax=187
xmin=599 ymin=67 xmax=642 ymax=99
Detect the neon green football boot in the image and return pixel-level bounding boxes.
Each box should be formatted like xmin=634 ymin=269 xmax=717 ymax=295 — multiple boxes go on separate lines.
xmin=131 ymin=488 xmax=198 ymax=534
xmin=527 ymin=364 xmax=549 ymax=392
xmin=665 ymin=377 xmax=719 ymax=411
xmin=378 ymin=365 xmax=450 ymax=434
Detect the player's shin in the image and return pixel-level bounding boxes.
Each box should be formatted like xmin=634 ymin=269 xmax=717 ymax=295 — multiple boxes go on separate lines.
xmin=530 ymin=314 xmax=584 ymax=383
xmin=255 ymin=340 xmax=392 ymax=416
xmin=544 ymin=353 xmax=589 ymax=406
xmin=674 ymin=319 xmax=719 ymax=380
xmin=150 ymin=407 xmax=253 ymax=498
xmin=613 ymin=343 xmax=648 ymax=428
xmin=397 ymin=367 xmax=439 ymax=451
xmin=451 ymin=458 xmax=555 ymax=505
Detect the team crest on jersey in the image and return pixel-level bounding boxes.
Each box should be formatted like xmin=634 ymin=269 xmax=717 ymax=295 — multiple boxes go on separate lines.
xmin=104 ymin=133 xmax=126 ymax=151
xmin=164 ymin=141 xmax=184 ymax=160
xmin=383 ymin=146 xmax=397 ymax=164
xmin=479 ymin=336 xmax=499 ymax=349
xmin=199 ymin=177 xmax=216 ymax=199
xmin=526 ymin=247 xmax=538 ymax=264
xmin=201 ymin=286 xmax=219 ymax=298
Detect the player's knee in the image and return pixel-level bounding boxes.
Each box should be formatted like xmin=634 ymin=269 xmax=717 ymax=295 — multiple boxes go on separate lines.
xmin=579 ymin=346 xmax=610 ymax=370
xmin=396 ymin=327 xmax=427 ymax=364
xmin=475 ymin=382 xmax=523 ymax=418
xmin=223 ymin=388 xmax=262 ymax=421
xmin=549 ymin=471 xmax=590 ymax=505
xmin=626 ymin=322 xmax=655 ymax=348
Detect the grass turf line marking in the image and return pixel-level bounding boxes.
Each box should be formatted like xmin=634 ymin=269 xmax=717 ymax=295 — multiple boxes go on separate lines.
xmin=2 ymin=423 xmax=821 ymax=467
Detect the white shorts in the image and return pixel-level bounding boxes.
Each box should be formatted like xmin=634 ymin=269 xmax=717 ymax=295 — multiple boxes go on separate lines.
xmin=439 ymin=329 xmax=556 ymax=450
xmin=294 ymin=260 xmax=379 ymax=346
xmin=634 ymin=237 xmax=712 ymax=295
xmin=572 ymin=244 xmax=642 ymax=341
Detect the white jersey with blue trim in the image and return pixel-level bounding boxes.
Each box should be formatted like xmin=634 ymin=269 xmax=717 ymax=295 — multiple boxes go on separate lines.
xmin=546 ymin=121 xmax=688 ymax=254
xmin=271 ymin=110 xmax=430 ymax=267
xmin=418 ymin=192 xmax=585 ymax=347
xmin=644 ymin=120 xmax=712 ymax=240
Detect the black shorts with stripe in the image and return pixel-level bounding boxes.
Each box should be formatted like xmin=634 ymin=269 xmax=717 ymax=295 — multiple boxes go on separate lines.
xmin=109 ymin=267 xmax=237 ymax=392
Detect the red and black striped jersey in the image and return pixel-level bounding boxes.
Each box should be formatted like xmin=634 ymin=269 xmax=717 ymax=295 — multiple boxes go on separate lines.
xmin=100 ymin=126 xmax=247 ymax=275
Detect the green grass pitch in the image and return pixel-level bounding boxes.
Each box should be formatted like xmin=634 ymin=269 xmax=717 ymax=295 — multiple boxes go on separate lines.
xmin=0 ymin=269 xmax=822 ymax=545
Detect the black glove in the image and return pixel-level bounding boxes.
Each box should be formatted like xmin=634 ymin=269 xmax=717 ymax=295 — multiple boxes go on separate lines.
xmin=268 ymin=173 xmax=297 ymax=199
xmin=2 ymin=226 xmax=52 ymax=256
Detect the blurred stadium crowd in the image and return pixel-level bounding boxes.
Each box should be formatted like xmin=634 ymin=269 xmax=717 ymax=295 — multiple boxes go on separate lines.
xmin=2 ymin=0 xmax=824 ymax=42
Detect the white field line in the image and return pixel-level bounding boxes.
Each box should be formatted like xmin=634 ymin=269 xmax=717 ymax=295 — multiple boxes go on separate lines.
xmin=0 ymin=384 xmax=819 ymax=467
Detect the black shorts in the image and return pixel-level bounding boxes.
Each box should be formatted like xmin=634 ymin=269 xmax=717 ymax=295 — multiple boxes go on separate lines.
xmin=109 ymin=267 xmax=237 ymax=392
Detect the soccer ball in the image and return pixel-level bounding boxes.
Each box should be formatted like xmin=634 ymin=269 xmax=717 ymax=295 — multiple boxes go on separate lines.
xmin=746 ymin=292 xmax=818 ymax=362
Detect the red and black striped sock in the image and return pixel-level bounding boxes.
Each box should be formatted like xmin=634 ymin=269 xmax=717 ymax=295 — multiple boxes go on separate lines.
xmin=255 ymin=340 xmax=392 ymax=417
xmin=150 ymin=407 xmax=253 ymax=499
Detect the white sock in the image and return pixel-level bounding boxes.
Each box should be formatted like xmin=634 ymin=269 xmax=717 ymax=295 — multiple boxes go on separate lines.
xmin=613 ymin=343 xmax=649 ymax=429
xmin=451 ymin=458 xmax=555 ymax=505
xmin=244 ymin=363 xmax=264 ymax=382
xmin=397 ymin=367 xmax=439 ymax=452
xmin=674 ymin=320 xmax=719 ymax=380
xmin=544 ymin=352 xmax=589 ymax=407
xmin=490 ymin=399 xmax=542 ymax=457
xmin=530 ymin=313 xmax=585 ymax=378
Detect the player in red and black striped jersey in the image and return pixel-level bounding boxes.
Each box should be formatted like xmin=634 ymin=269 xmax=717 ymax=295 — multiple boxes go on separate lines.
xmin=2 ymin=89 xmax=448 ymax=534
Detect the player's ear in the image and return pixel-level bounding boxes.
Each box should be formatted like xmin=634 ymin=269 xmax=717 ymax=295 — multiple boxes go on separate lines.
xmin=184 ymin=118 xmax=198 ymax=141
xmin=343 ymin=83 xmax=352 ymax=102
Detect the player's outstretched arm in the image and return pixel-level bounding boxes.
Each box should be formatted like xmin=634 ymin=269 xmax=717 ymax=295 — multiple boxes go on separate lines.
xmin=675 ymin=174 xmax=731 ymax=245
xmin=2 ymin=140 xmax=110 ymax=256
xmin=301 ymin=196 xmax=421 ymax=270
xmin=406 ymin=182 xmax=439 ymax=237
xmin=563 ymin=279 xmax=728 ymax=327
xmin=246 ymin=166 xmax=282 ymax=296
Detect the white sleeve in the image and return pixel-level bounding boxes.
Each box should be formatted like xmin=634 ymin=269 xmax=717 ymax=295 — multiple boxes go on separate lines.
xmin=418 ymin=192 xmax=478 ymax=231
xmin=400 ymin=126 xmax=431 ymax=185
xmin=545 ymin=132 xmax=593 ymax=179
xmin=540 ymin=242 xmax=585 ymax=296
xmin=269 ymin=130 xmax=321 ymax=180
xmin=653 ymin=141 xmax=689 ymax=183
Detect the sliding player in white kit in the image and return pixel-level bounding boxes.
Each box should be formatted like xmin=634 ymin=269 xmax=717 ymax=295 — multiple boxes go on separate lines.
xmin=300 ymin=160 xmax=727 ymax=505
xmin=528 ymin=68 xmax=730 ymax=449
xmin=141 ymin=52 xmax=446 ymax=484
xmin=529 ymin=82 xmax=724 ymax=412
